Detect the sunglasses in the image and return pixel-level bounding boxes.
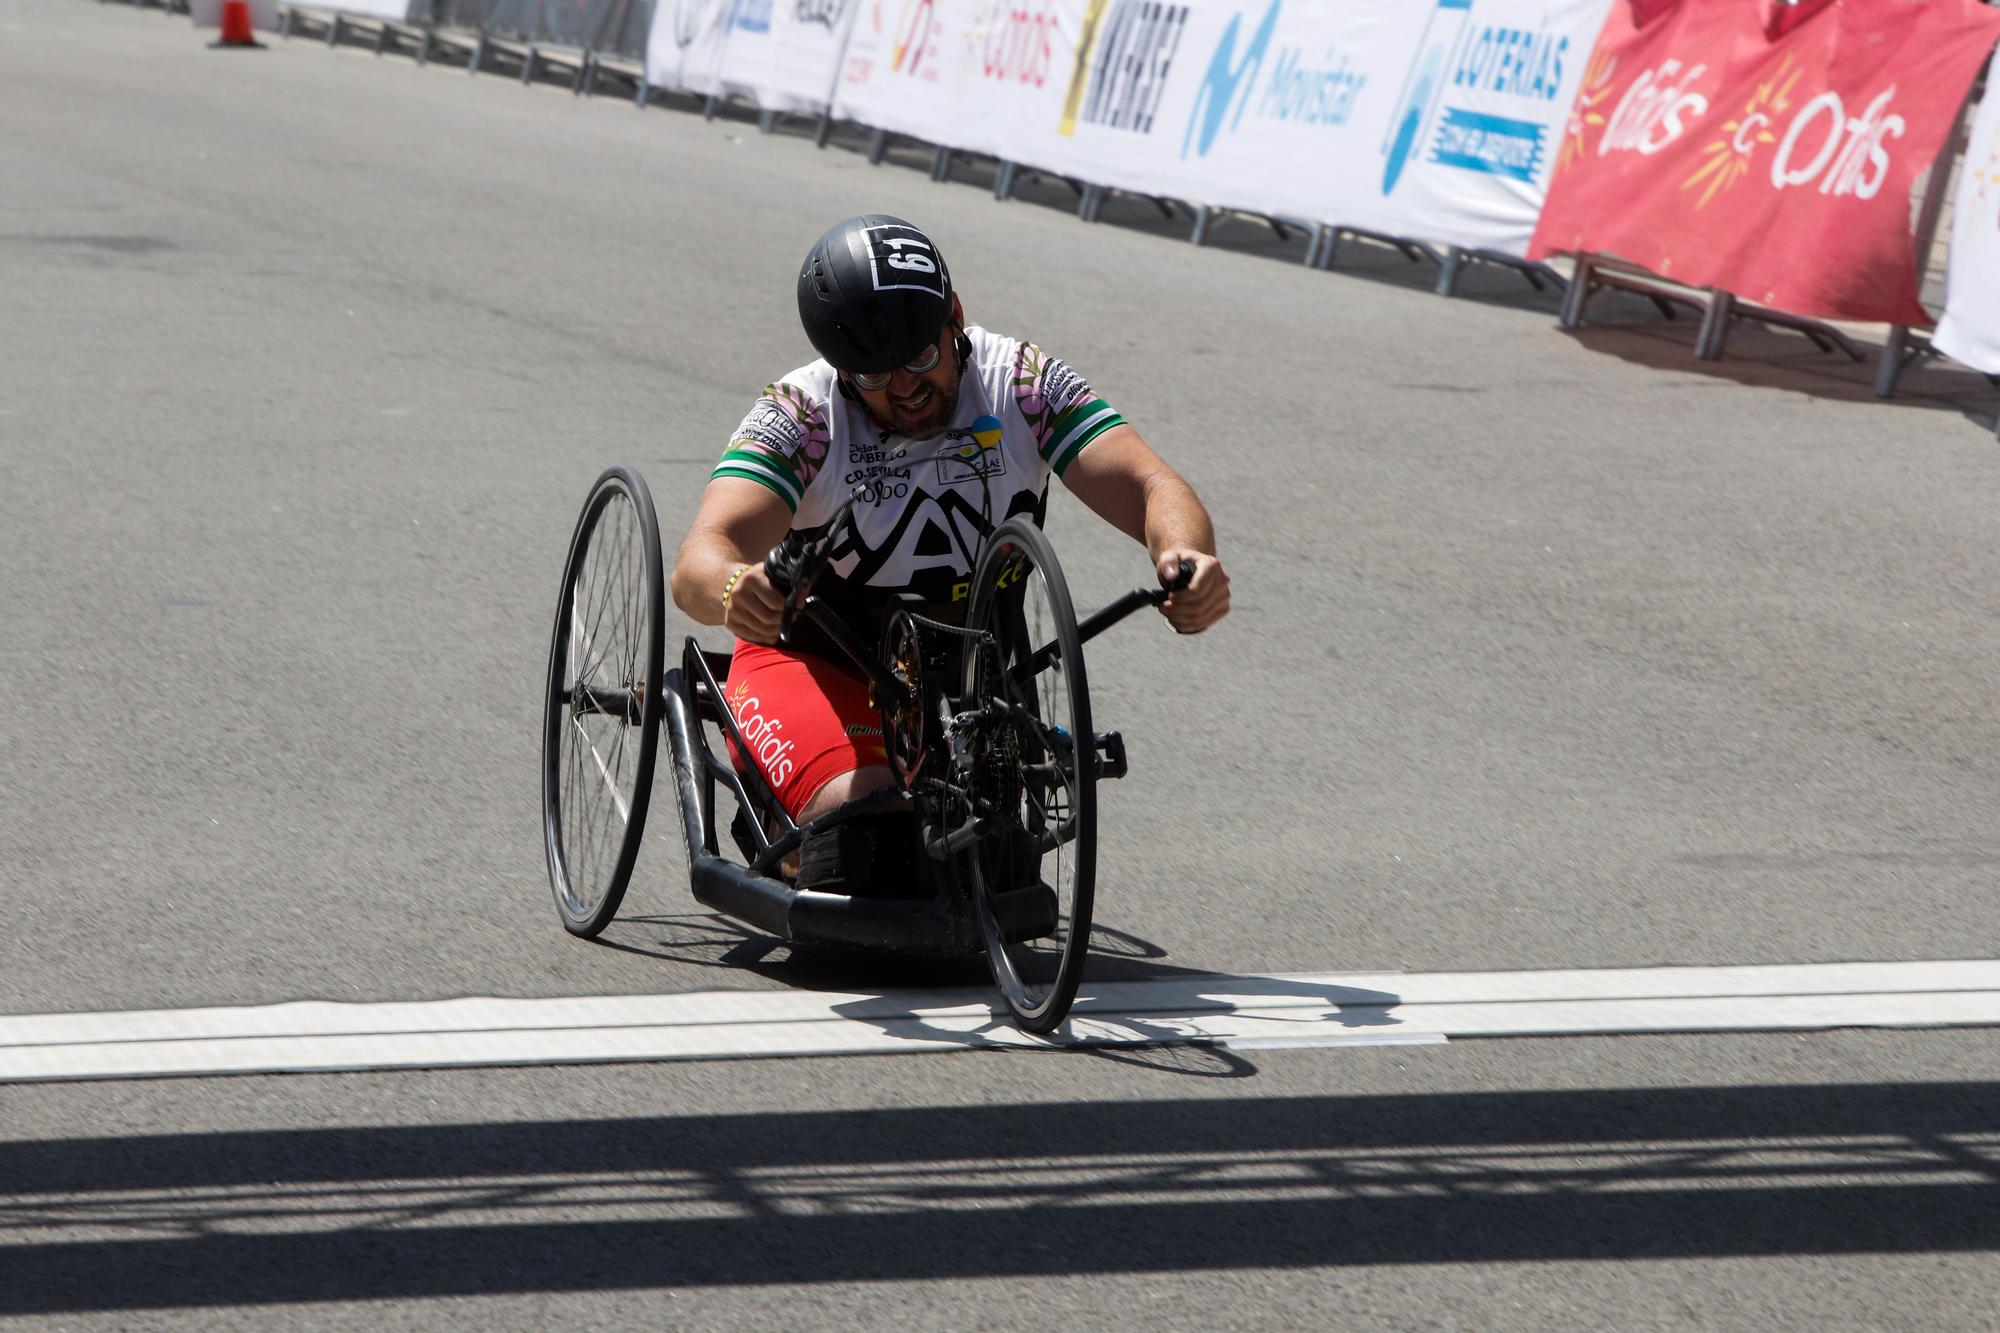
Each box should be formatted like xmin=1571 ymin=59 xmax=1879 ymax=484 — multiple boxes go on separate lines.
xmin=851 ymin=339 xmax=943 ymax=392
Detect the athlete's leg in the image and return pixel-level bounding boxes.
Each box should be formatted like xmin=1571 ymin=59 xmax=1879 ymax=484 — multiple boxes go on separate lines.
xmin=723 ymin=644 xmax=927 ymax=892
xmin=798 ymin=764 xmax=896 ymax=822
xmin=723 ymin=641 xmax=890 ymax=820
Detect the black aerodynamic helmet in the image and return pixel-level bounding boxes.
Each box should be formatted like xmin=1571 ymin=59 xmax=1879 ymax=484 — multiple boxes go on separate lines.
xmin=797 ymin=214 xmax=955 ymax=374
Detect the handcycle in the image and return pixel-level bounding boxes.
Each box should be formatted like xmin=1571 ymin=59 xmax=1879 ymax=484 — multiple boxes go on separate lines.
xmin=540 ymin=464 xmax=1188 ymax=1032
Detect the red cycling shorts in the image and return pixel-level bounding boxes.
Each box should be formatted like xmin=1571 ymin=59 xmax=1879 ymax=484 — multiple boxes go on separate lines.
xmin=723 ymin=640 xmax=889 ymax=818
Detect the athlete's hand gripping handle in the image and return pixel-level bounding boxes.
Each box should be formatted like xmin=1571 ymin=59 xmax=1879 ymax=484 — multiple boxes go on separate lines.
xmin=1153 ymin=550 xmax=1228 ymax=634
xmin=761 ymin=534 xmax=806 ymax=645
xmin=1146 ymin=558 xmax=1196 ymax=605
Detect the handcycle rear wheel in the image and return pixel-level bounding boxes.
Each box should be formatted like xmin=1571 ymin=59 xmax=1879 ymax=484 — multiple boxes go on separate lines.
xmin=964 ymin=516 xmax=1095 ymax=1033
xmin=542 ymin=466 xmax=665 ymax=938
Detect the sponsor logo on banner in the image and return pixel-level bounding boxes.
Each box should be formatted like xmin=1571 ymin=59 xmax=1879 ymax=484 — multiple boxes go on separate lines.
xmin=1599 ymin=58 xmax=1713 ymax=157
xmin=1389 ymin=15 xmax=1574 ymax=190
xmin=731 ymin=0 xmax=773 ymax=33
xmin=1677 ymin=56 xmax=1907 ymax=208
xmin=1532 ymin=0 xmax=2000 ymax=325
xmin=846 ymin=0 xmax=938 ymax=84
xmin=1378 ymin=0 xmax=1470 ymax=192
xmin=1676 ymin=54 xmax=1793 ymax=206
xmin=889 ymin=0 xmax=939 ymax=77
xmin=1768 ymin=87 xmax=1905 ymax=199
xmin=1181 ymin=0 xmax=1366 ymax=160
xmin=796 ymin=0 xmax=849 ymax=28
xmin=1058 ymin=0 xmax=1189 ymax=136
xmin=1181 ymin=0 xmax=1277 ymax=157
xmin=1556 ymin=48 xmax=1616 ymax=172
xmin=971 ymin=2 xmax=1059 ymax=88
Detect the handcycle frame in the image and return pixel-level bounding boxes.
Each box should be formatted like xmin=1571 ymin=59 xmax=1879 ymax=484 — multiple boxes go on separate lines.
xmin=545 ymin=463 xmax=1185 ymax=1032
xmin=664 ymin=516 xmax=1176 ymax=952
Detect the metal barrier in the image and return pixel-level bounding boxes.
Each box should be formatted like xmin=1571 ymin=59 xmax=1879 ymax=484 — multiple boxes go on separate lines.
xmin=89 ymin=0 xmax=2000 ymax=435
xmin=1875 ymin=70 xmax=1986 ymax=405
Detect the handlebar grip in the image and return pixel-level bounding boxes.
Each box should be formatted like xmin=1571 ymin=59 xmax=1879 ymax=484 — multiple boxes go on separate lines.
xmin=764 ymin=537 xmax=800 ymax=593
xmin=1140 ymin=557 xmax=1197 ymax=608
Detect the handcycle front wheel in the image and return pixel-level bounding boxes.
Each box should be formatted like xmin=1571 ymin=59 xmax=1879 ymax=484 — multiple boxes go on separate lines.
xmin=542 ymin=465 xmax=666 ymax=938
xmin=964 ymin=516 xmax=1095 ymax=1034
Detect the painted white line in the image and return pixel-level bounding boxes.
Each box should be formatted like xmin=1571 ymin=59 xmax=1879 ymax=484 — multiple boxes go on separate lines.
xmin=2 ymin=959 xmax=1996 ymax=1084
xmin=0 ymin=1021 xmax=1438 ymax=1082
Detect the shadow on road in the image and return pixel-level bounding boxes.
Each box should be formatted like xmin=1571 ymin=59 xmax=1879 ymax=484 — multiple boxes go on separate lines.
xmin=3 ymin=1082 xmax=1997 ymax=1312
xmin=600 ymin=913 xmax=1202 ymax=991
xmin=1566 ymin=302 xmax=2000 ymax=432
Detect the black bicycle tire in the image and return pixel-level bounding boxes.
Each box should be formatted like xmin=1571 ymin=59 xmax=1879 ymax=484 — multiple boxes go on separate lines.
xmin=542 ymin=465 xmax=666 ymax=938
xmin=964 ymin=515 xmax=1095 ymax=1033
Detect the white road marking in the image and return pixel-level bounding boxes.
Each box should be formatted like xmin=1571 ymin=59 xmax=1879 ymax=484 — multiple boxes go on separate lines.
xmin=3 ymin=959 xmax=1998 ymax=1083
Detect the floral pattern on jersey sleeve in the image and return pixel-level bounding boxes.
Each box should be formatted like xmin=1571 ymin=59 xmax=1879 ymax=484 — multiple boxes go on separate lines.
xmin=1010 ymin=343 xmax=1125 ymax=476
xmin=711 ymin=381 xmax=833 ymax=512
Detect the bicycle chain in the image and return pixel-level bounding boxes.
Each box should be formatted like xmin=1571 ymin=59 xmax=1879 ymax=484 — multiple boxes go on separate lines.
xmin=899 ymin=609 xmax=992 ymax=641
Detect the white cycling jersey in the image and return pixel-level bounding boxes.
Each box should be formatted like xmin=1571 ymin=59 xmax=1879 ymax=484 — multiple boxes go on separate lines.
xmin=712 ymin=326 xmax=1124 ymax=610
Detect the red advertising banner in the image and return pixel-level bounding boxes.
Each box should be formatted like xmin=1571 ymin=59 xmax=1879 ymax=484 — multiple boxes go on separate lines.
xmin=1529 ymin=0 xmax=2000 ymax=325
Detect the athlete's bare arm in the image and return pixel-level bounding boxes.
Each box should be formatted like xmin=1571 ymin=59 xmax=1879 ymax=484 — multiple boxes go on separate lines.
xmin=670 ymin=476 xmax=795 ymax=646
xmin=1059 ymin=423 xmax=1231 ymax=634
xmin=672 ymin=475 xmax=896 ymax=824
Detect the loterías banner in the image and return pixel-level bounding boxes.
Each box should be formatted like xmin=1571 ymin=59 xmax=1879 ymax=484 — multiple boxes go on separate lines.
xmin=1528 ymin=0 xmax=2000 ymax=325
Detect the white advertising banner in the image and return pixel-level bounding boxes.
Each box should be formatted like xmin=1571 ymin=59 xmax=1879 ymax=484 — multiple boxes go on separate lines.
xmin=1372 ymin=0 xmax=1614 ymax=256
xmin=650 ymin=0 xmax=1612 ymax=255
xmin=647 ymin=0 xmax=734 ymax=94
xmin=329 ymin=0 xmax=412 ymax=19
xmin=713 ymin=0 xmax=861 ymax=112
xmin=832 ymin=0 xmax=1085 ymax=157
xmin=1045 ymin=0 xmax=1609 ymax=252
xmin=1043 ymin=0 xmax=1433 ymax=228
xmin=1934 ymin=63 xmax=2000 ymax=374
xmin=831 ymin=0 xmax=1609 ymax=256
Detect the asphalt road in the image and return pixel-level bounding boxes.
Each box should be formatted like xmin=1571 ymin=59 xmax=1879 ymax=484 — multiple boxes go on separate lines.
xmin=3 ymin=0 xmax=1999 ymax=1326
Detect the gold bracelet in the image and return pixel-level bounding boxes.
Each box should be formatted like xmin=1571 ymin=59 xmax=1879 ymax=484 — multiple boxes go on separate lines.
xmin=720 ymin=564 xmax=749 ymax=615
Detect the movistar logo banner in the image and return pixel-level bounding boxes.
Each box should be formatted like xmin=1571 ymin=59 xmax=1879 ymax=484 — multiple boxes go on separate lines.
xmin=1181 ymin=0 xmax=1364 ymax=159
xmin=1180 ymin=0 xmax=1279 ymax=158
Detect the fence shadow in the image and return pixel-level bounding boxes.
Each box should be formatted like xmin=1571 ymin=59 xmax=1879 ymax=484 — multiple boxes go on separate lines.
xmin=3 ymin=1082 xmax=1996 ymax=1313
xmin=1566 ymin=295 xmax=2000 ymax=432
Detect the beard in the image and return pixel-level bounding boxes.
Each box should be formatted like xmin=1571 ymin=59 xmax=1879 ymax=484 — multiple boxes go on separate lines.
xmin=877 ymin=375 xmax=959 ymax=438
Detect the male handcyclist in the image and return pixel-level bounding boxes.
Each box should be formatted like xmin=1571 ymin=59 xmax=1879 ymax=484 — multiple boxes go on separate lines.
xmin=669 ymin=214 xmax=1229 ymax=875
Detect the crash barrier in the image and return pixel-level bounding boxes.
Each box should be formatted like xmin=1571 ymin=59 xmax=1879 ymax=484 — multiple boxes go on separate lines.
xmin=650 ymin=0 xmax=1614 ymax=280
xmin=1534 ymin=0 xmax=1995 ymax=328
xmin=645 ymin=0 xmax=1997 ymax=419
xmin=107 ymin=0 xmax=2000 ymax=432
xmin=1935 ymin=68 xmax=2000 ymax=385
xmin=268 ymin=0 xmax=651 ymax=96
xmin=1534 ymin=0 xmax=2000 ymax=425
xmin=649 ymin=0 xmax=852 ymax=115
xmin=427 ymin=0 xmax=651 ymax=61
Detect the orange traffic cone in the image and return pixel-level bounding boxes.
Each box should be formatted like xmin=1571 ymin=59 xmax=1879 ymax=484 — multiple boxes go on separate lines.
xmin=210 ymin=0 xmax=264 ymax=48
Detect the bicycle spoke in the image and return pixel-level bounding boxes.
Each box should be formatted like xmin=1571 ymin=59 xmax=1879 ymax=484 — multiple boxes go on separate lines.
xmin=571 ymin=715 xmax=633 ymax=824
xmin=964 ymin=519 xmax=1094 ymax=1031
xmin=545 ymin=469 xmax=665 ymax=937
